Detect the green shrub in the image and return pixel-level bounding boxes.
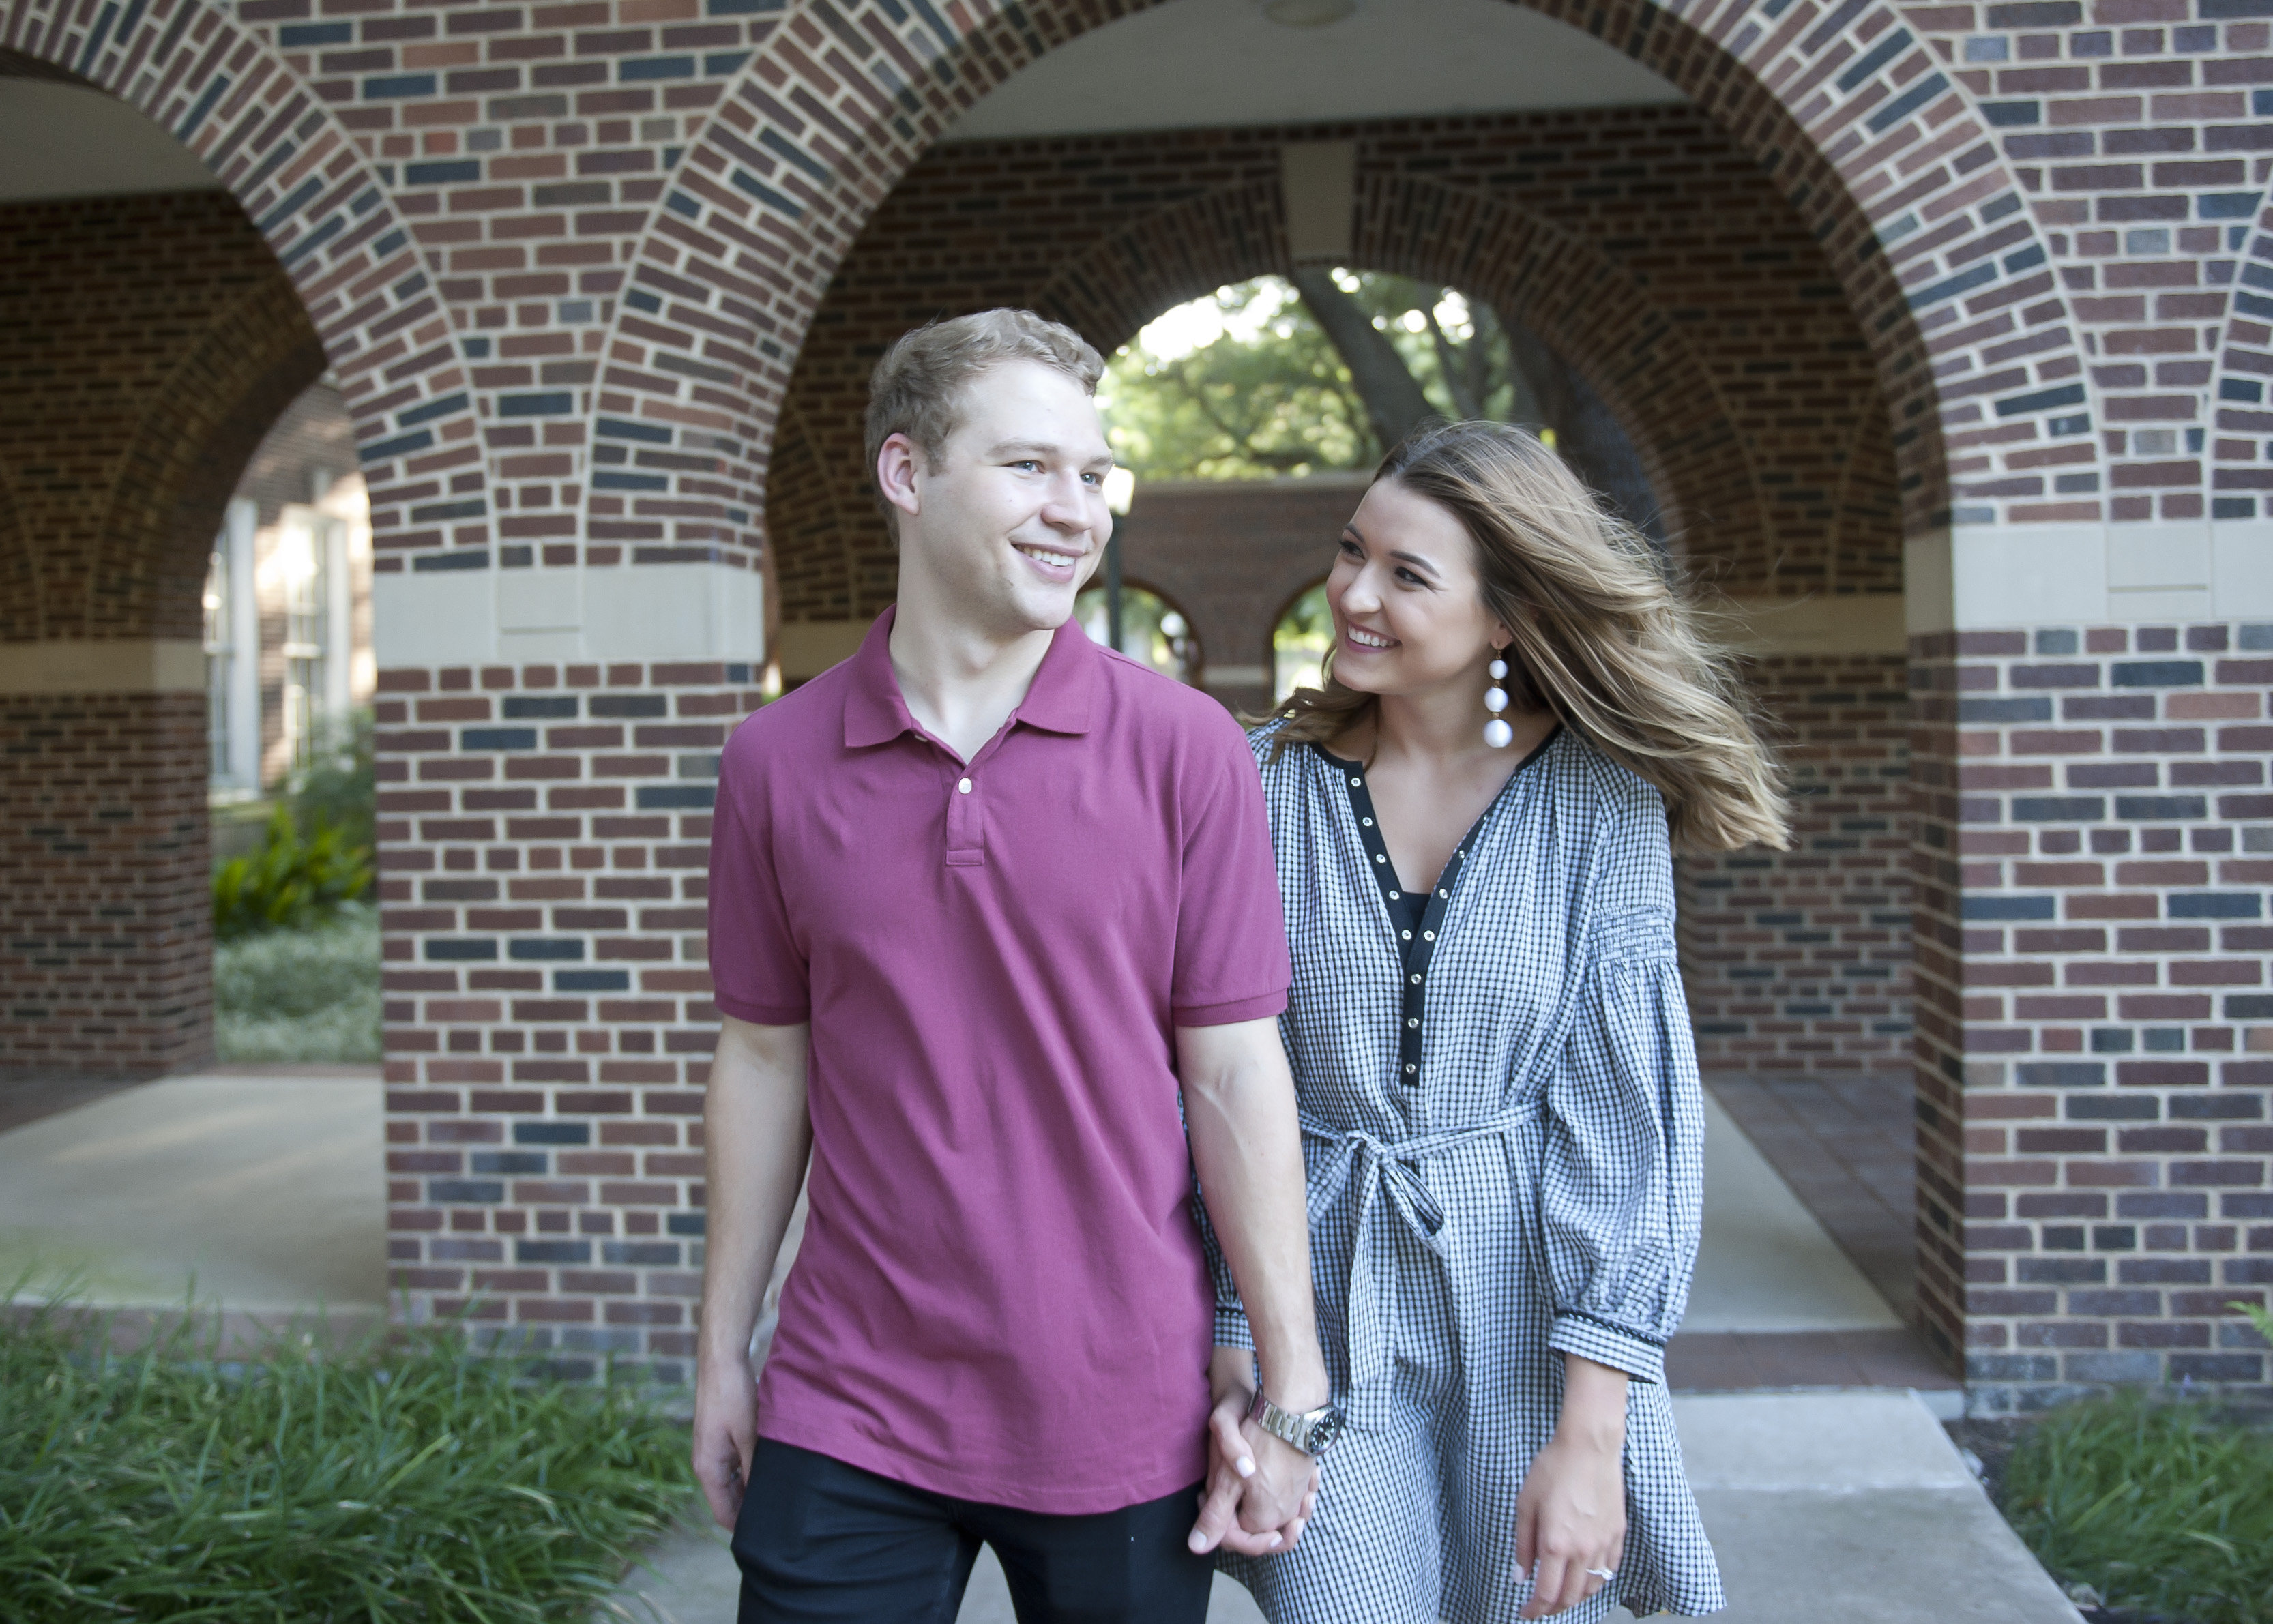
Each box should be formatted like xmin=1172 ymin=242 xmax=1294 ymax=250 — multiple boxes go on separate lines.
xmin=0 ymin=1303 xmax=691 ymax=1623
xmin=214 ymin=911 xmax=381 ymax=1063
xmin=2001 ymin=1391 xmax=2273 ymax=1624
xmin=213 ymin=806 xmax=373 ymax=942
xmin=290 ymin=708 xmax=376 ymax=854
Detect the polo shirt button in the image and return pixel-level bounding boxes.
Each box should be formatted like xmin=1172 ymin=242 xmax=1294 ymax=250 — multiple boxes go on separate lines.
xmin=1410 ymin=973 xmax=1422 ymax=984
xmin=1404 ymin=1063 xmax=1417 ymax=1075
xmin=957 ymin=778 xmax=972 ymax=794
xmin=1374 ymin=853 xmax=1386 ymax=863
xmin=1407 ymin=1017 xmax=1418 ymax=1028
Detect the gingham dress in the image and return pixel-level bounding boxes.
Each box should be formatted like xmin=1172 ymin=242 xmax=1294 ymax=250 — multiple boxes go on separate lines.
xmin=1206 ymin=724 xmax=1725 ymax=1622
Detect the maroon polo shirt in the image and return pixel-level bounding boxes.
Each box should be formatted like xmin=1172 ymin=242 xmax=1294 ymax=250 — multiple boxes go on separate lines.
xmin=707 ymin=608 xmax=1291 ymax=1513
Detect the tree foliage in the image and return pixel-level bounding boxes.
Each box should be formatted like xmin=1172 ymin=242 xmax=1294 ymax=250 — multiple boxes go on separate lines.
xmin=1098 ymin=270 xmax=1660 ymax=542
xmin=1098 ymin=271 xmax=1532 ymax=481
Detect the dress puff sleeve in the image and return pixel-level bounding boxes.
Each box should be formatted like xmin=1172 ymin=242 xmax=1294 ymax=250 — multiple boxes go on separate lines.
xmin=1538 ymin=806 xmax=1706 ymax=1387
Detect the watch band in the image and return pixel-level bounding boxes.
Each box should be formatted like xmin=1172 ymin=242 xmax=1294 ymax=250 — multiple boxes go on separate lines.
xmin=1246 ymin=1386 xmax=1344 ymax=1457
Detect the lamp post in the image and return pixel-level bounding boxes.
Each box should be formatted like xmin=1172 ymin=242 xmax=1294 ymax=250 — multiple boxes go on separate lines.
xmin=1103 ymin=467 xmax=1136 ymax=656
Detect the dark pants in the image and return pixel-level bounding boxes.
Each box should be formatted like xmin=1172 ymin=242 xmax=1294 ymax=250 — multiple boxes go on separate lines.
xmin=731 ymin=1439 xmax=1215 ymax=1624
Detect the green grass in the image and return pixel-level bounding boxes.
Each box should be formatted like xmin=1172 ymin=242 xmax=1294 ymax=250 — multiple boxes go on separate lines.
xmin=214 ymin=911 xmax=381 ymax=1064
xmin=0 ymin=1303 xmax=692 ymax=1621
xmin=2000 ymin=1390 xmax=2273 ymax=1624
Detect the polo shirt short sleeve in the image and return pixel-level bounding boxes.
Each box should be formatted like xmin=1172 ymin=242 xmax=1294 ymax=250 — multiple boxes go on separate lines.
xmin=705 ymin=609 xmax=1290 ymax=1515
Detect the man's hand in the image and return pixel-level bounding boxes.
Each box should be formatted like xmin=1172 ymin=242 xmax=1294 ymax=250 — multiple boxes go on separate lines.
xmin=1188 ymin=1346 xmax=1319 ymax=1557
xmin=1514 ymin=1354 xmax=1629 ymax=1617
xmin=692 ymin=1342 xmax=760 ymax=1529
xmin=691 ymin=1017 xmax=812 ymax=1531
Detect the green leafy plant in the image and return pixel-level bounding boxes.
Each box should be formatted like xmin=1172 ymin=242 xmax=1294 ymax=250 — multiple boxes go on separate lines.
xmin=1 ymin=1301 xmax=692 ymax=1622
xmin=2234 ymin=1299 xmax=2273 ymax=1350
xmin=290 ymin=707 xmax=377 ymax=853
xmin=212 ymin=806 xmax=373 ymax=942
xmin=214 ymin=909 xmax=381 ymax=1062
xmin=2000 ymin=1390 xmax=2273 ymax=1624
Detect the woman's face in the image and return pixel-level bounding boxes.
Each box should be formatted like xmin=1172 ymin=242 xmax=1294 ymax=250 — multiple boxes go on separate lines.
xmin=1325 ymin=477 xmax=1510 ymax=699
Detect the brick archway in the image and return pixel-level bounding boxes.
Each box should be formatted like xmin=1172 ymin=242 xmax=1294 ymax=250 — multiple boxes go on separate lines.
xmin=595 ymin=0 xmax=2094 ymax=568
xmin=95 ymin=277 xmax=327 ymax=643
xmin=0 ymin=9 xmax=486 ymax=562
xmin=1018 ymin=174 xmax=1736 ymax=568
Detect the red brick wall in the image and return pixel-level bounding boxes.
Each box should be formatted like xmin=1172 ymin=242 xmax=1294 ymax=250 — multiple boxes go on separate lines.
xmin=0 ymin=693 xmax=211 ymax=1072
xmin=0 ymin=191 xmax=323 ymax=1073
xmin=1682 ymin=653 xmax=1917 ymax=1074
xmin=1911 ymin=620 xmax=2271 ymax=1402
xmin=377 ymin=657 xmax=758 ymax=1374
xmin=0 ymin=192 xmax=324 ymax=643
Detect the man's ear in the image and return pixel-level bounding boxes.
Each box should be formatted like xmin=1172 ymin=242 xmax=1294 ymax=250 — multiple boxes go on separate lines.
xmin=876 ymin=432 xmax=924 ymax=523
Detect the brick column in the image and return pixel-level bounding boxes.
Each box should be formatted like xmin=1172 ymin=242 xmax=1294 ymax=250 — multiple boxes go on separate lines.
xmin=375 ymin=564 xmax=764 ymax=1377
xmin=1909 ymin=525 xmax=2273 ymax=1410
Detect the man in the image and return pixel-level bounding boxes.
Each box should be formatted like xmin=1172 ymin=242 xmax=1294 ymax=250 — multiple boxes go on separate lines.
xmin=694 ymin=308 xmax=1336 ymax=1623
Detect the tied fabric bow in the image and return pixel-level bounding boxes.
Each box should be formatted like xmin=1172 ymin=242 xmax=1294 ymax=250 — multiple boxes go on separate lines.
xmin=1301 ymin=1105 xmax=1538 ymax=1395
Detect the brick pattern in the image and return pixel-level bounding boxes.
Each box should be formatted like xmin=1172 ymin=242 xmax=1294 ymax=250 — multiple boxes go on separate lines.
xmin=1682 ymin=652 xmax=1916 ymax=1074
xmin=767 ymin=105 xmax=1908 ymax=628
xmin=1 ymin=0 xmax=490 ymax=576
xmin=0 ymin=693 xmax=211 ymax=1072
xmin=1911 ymin=620 xmax=2272 ymax=1406
xmin=0 ymin=192 xmax=324 ymax=641
xmin=377 ymin=658 xmax=760 ymax=1374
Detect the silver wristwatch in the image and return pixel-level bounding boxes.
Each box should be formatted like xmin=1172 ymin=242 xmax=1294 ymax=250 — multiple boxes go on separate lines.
xmin=1246 ymin=1387 xmax=1345 ymax=1457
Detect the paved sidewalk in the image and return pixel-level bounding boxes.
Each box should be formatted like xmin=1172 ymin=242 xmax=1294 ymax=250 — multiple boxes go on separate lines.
xmin=0 ymin=1070 xmax=383 ymax=1319
xmin=608 ymin=1393 xmax=2079 ymax=1623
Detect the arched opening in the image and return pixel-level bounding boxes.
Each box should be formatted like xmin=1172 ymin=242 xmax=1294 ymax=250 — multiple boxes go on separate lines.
xmin=752 ymin=1 xmax=1959 ymax=1374
xmin=1075 ymin=580 xmax=1203 ymax=687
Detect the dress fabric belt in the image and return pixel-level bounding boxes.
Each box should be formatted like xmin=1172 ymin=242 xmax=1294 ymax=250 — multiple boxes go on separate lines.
xmin=1300 ymin=1103 xmax=1540 ymax=1395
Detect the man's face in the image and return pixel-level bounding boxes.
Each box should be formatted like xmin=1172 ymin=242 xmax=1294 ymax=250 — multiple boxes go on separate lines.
xmin=891 ymin=359 xmax=1115 ymax=638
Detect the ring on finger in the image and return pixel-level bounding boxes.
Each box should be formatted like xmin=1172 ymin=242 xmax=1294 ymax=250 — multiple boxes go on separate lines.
xmin=1584 ymin=1567 xmax=1615 ymax=1581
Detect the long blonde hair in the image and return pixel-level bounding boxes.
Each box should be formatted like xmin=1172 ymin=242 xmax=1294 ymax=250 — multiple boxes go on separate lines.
xmin=1265 ymin=421 xmax=1789 ymax=855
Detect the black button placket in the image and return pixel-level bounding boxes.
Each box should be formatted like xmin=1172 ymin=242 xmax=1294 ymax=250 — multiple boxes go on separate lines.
xmin=1334 ymin=764 xmax=1464 ymax=1091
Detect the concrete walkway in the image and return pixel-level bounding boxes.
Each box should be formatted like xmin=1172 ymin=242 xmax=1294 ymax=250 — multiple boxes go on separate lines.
xmin=0 ymin=1072 xmax=2075 ymax=1623
xmin=611 ymin=1393 xmax=2079 ymax=1624
xmin=0 ymin=1071 xmax=383 ymax=1321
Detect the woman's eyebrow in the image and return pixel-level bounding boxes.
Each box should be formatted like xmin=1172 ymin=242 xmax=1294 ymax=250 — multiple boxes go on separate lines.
xmin=1388 ymin=549 xmax=1441 ymax=579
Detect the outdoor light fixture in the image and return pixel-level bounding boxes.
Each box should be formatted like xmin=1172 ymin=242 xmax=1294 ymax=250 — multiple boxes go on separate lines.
xmin=1263 ymin=0 xmax=1358 ymax=23
xmin=1104 ymin=465 xmax=1136 ymax=516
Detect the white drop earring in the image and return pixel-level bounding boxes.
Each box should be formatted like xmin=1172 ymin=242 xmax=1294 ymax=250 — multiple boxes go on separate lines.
xmin=1484 ymin=652 xmax=1512 ymax=749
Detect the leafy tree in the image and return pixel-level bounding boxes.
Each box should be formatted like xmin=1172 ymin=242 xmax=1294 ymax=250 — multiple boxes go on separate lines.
xmin=1099 ymin=270 xmax=1660 ymax=541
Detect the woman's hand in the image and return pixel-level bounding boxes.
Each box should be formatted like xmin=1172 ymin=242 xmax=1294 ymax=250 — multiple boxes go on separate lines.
xmin=1189 ymin=1345 xmax=1319 ymax=1557
xmin=1515 ymin=1354 xmax=1628 ymax=1618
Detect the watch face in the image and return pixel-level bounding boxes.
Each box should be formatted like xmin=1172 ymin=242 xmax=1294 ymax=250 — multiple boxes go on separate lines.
xmin=1308 ymin=1410 xmax=1345 ymax=1455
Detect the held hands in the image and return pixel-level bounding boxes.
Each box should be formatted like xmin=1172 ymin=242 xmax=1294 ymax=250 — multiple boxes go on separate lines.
xmin=1514 ymin=1355 xmax=1630 ymax=1619
xmin=1187 ymin=1346 xmax=1320 ymax=1558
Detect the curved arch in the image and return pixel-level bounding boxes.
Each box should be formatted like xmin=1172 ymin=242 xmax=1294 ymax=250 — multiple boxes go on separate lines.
xmin=106 ymin=275 xmax=327 ymax=642
xmin=1023 ymin=172 xmax=1741 ymax=565
xmin=599 ymin=0 xmax=2094 ymax=572
xmin=0 ymin=0 xmax=487 ymax=564
xmin=2209 ymin=190 xmax=2273 ymax=523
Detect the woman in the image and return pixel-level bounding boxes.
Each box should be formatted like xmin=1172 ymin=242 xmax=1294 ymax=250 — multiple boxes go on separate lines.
xmin=1202 ymin=421 xmax=1785 ymax=1621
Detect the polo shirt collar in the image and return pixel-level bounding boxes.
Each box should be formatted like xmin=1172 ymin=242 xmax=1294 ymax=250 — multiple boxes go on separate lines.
xmin=842 ymin=606 xmax=1098 ymax=748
